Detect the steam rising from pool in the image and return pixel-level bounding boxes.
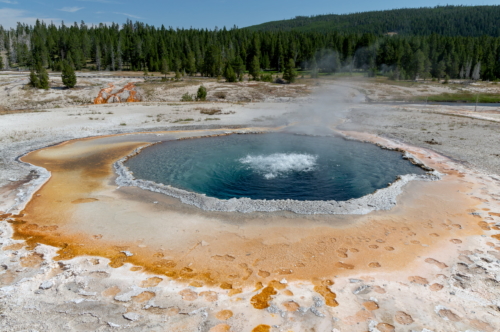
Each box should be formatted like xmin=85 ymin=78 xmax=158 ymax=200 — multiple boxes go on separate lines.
xmin=239 ymin=153 xmax=317 ymax=179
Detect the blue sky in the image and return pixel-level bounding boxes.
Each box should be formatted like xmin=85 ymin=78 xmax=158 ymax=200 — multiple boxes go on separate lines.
xmin=0 ymin=0 xmax=497 ymax=29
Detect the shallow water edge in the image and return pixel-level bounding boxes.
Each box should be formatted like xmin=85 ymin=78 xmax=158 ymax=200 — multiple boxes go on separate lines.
xmin=114 ymin=131 xmax=442 ymax=215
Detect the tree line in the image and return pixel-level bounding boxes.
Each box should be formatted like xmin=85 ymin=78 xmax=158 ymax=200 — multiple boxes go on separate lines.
xmin=247 ymin=5 xmax=500 ymax=37
xmin=0 ymin=18 xmax=500 ymax=83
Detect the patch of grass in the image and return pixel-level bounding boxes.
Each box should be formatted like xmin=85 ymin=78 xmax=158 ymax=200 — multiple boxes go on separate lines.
xmin=197 ymin=107 xmax=221 ymax=115
xmin=0 ymin=108 xmax=47 ymax=115
xmin=181 ymin=92 xmax=194 ymax=102
xmin=172 ymin=118 xmax=194 ymax=123
xmin=204 ymin=117 xmax=220 ymax=121
xmin=120 ymin=122 xmax=127 ymax=126
xmin=414 ymin=92 xmax=500 ymax=103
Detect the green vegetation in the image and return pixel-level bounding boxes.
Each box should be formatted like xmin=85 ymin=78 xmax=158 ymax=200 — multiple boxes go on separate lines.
xmin=2 ymin=6 xmax=500 ymax=84
xmin=260 ymin=73 xmax=273 ymax=82
xmin=196 ymin=86 xmax=207 ymax=101
xmin=198 ymin=108 xmax=221 ymax=115
xmin=414 ymin=92 xmax=500 ymax=103
xmin=249 ymin=56 xmax=260 ymax=80
xmin=173 ymin=118 xmax=194 ymax=123
xmin=161 ymin=58 xmax=169 ymax=78
xmin=283 ymin=59 xmax=298 ymax=83
xmin=181 ymin=92 xmax=194 ymax=102
xmin=29 ymin=64 xmax=49 ymax=89
xmin=29 ymin=69 xmax=39 ymax=88
xmin=246 ymin=5 xmax=500 ymax=36
xmin=223 ymin=64 xmax=237 ymax=82
xmin=61 ymin=62 xmax=77 ymax=88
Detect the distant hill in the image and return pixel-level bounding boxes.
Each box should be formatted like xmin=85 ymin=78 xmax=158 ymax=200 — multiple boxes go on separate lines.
xmin=246 ymin=5 xmax=500 ymax=37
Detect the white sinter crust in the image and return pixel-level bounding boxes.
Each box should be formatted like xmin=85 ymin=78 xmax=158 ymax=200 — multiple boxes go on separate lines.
xmin=114 ymin=135 xmax=442 ymax=215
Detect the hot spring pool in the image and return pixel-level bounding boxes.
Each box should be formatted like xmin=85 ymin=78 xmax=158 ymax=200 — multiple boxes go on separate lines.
xmin=124 ymin=133 xmax=427 ymax=201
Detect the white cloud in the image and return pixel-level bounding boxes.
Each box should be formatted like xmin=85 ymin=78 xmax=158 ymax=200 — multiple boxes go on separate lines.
xmin=59 ymin=7 xmax=84 ymax=13
xmin=0 ymin=8 xmax=60 ymax=28
xmin=0 ymin=1 xmax=18 ymax=4
xmin=113 ymin=12 xmax=142 ymax=19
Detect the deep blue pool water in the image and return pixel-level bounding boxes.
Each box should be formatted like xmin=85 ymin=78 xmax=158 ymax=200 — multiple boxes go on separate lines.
xmin=124 ymin=133 xmax=426 ymax=201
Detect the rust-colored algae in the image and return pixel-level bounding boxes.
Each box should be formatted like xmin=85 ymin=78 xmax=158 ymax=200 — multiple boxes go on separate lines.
xmin=215 ymin=310 xmax=233 ymax=321
xmin=94 ymin=82 xmax=141 ymax=104
xmin=314 ymin=280 xmax=339 ymax=307
xmin=71 ymin=198 xmax=99 ymax=204
xmin=268 ymin=279 xmax=287 ymax=290
xmin=8 ymin=129 xmax=487 ymax=292
xmin=250 ymin=286 xmax=277 ymax=309
xmin=251 ymin=325 xmax=271 ymax=332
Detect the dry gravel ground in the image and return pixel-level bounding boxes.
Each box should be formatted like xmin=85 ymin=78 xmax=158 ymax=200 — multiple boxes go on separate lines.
xmin=0 ymin=76 xmax=500 ymax=332
xmin=0 ymin=71 xmax=312 ymax=112
xmin=339 ymin=77 xmax=500 ymax=102
xmin=340 ymin=104 xmax=500 ymax=176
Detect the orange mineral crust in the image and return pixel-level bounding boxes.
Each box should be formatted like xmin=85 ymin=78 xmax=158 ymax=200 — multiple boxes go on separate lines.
xmin=6 ymin=130 xmax=488 ymax=292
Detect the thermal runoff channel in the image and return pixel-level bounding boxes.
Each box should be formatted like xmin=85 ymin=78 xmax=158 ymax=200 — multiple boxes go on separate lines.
xmin=124 ymin=133 xmax=426 ymax=201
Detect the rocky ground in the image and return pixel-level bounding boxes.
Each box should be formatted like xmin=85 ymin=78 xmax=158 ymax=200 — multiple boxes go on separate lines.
xmin=340 ymin=104 xmax=500 ymax=176
xmin=339 ymin=77 xmax=500 ymax=102
xmin=0 ymin=71 xmax=312 ymax=111
xmin=0 ymin=74 xmax=499 ymax=332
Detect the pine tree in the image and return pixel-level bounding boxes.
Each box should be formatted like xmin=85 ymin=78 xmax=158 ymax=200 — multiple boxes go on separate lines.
xmin=410 ymin=50 xmax=425 ymax=80
xmin=6 ymin=14 xmax=500 ymax=83
xmin=61 ymin=62 xmax=77 ymax=88
xmin=186 ymin=52 xmax=196 ymax=76
xmin=29 ymin=68 xmax=39 ymax=88
xmin=231 ymin=56 xmax=245 ymax=80
xmin=161 ymin=58 xmax=169 ymax=78
xmin=249 ymin=56 xmax=260 ymax=80
xmin=0 ymin=55 xmax=3 ymax=70
xmin=283 ymin=59 xmax=297 ymax=83
xmin=38 ymin=66 xmax=50 ymax=89
xmin=224 ymin=64 xmax=237 ymax=82
xmin=434 ymin=60 xmax=446 ymax=80
xmin=196 ymin=85 xmax=207 ymax=101
xmin=261 ymin=54 xmax=270 ymax=70
xmin=279 ymin=55 xmax=285 ymax=73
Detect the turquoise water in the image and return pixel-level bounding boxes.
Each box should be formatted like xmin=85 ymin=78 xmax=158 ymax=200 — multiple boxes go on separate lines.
xmin=125 ymin=133 xmax=426 ymax=201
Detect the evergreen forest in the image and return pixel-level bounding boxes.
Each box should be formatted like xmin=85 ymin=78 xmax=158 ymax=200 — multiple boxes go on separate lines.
xmin=1 ymin=5 xmax=500 ymax=81
xmin=247 ymin=5 xmax=500 ymax=36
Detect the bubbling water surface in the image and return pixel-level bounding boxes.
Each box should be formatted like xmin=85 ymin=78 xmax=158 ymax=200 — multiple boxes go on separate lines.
xmin=124 ymin=133 xmax=426 ymax=201
xmin=239 ymin=153 xmax=317 ymax=179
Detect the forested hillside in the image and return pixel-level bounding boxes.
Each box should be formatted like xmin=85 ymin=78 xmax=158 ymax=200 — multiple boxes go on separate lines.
xmin=247 ymin=6 xmax=500 ymax=37
xmin=0 ymin=10 xmax=500 ymax=82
